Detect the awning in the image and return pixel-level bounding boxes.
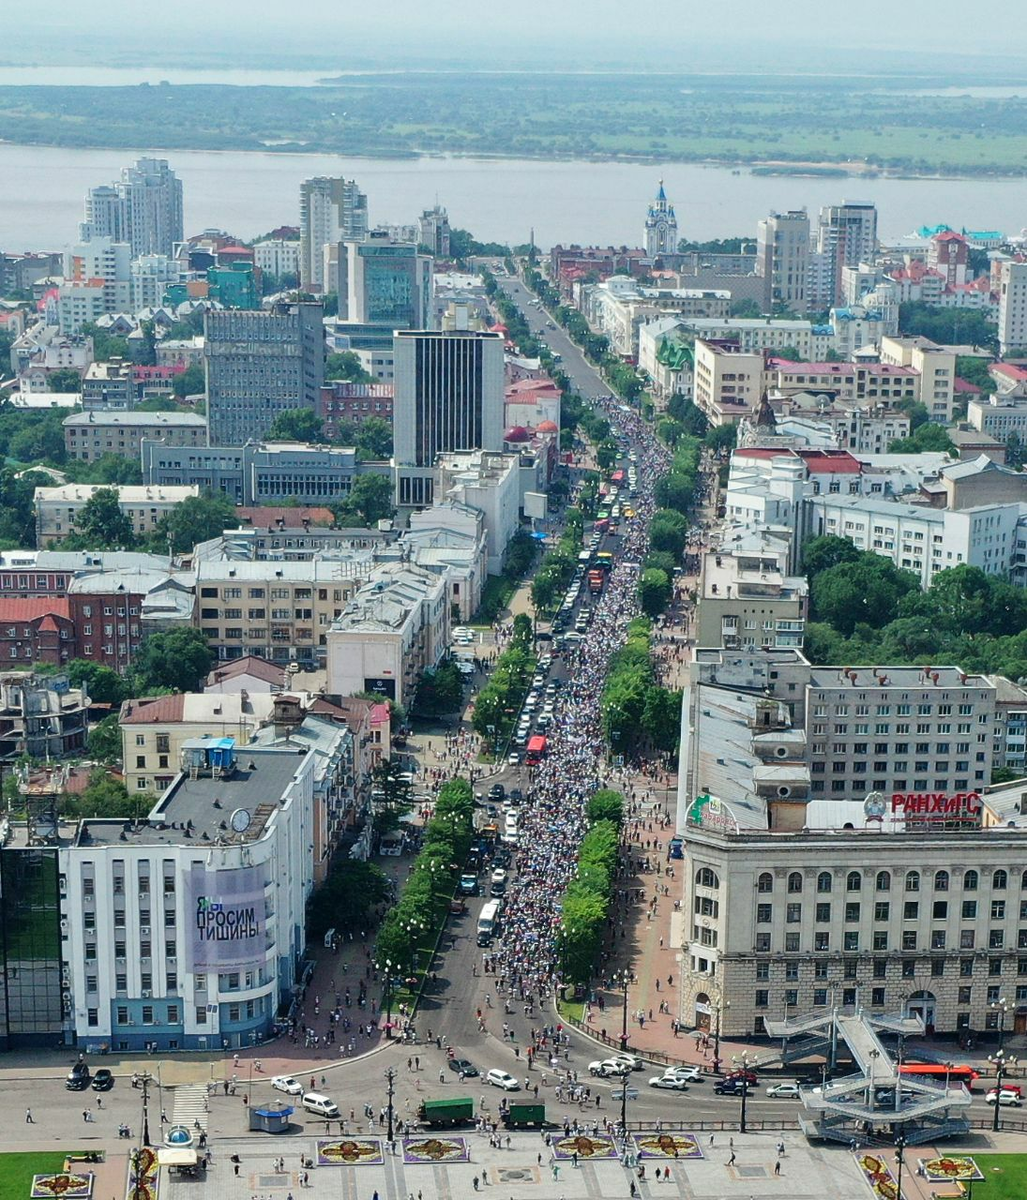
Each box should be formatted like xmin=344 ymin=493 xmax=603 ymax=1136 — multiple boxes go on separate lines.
xmin=157 ymin=1148 xmax=198 ymax=1167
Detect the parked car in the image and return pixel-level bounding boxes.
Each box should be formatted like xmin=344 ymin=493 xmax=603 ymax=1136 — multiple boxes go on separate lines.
xmin=449 ymin=1058 xmax=479 ymax=1078
xmin=66 ymin=1063 xmax=91 ymax=1090
xmin=648 ymin=1075 xmax=688 ymax=1091
xmin=486 ymin=1069 xmax=520 ymax=1091
xmin=272 ymin=1075 xmax=303 ymax=1095
xmin=766 ymin=1082 xmax=801 ymax=1099
xmin=987 ymin=1087 xmax=1024 ymax=1106
xmin=91 ymin=1068 xmax=114 ymax=1091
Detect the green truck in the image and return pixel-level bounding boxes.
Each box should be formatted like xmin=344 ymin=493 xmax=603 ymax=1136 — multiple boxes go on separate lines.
xmin=501 ymin=1101 xmax=546 ymax=1128
xmin=418 ymin=1097 xmax=475 ymax=1127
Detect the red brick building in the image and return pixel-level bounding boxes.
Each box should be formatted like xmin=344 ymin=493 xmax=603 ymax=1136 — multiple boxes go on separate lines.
xmin=316 ymin=382 xmax=394 ymax=440
xmin=0 ymin=598 xmax=76 ymax=666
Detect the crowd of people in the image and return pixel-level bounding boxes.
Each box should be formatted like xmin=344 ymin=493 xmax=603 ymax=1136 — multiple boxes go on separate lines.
xmin=482 ymin=396 xmax=673 ymax=1016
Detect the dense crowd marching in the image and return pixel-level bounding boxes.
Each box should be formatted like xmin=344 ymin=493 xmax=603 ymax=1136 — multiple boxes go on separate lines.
xmin=484 ymin=397 xmax=673 ymax=1010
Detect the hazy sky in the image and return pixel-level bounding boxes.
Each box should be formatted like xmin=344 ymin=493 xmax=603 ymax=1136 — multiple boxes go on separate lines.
xmin=10 ymin=0 xmax=1027 ymax=67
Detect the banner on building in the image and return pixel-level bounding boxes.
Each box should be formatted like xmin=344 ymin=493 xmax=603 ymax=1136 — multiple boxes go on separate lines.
xmin=186 ymin=864 xmax=266 ymax=972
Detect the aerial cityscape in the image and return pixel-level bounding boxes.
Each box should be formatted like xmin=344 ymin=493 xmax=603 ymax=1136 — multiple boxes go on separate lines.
xmin=3 ymin=3 xmax=1027 ymax=1199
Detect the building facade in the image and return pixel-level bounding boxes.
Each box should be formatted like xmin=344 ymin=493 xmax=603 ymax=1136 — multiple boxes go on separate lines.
xmin=81 ymin=158 xmax=183 ymax=257
xmin=644 ymin=181 xmax=678 ymax=258
xmin=999 ymin=260 xmax=1027 ymax=356
xmin=64 ymin=411 xmax=206 ymax=462
xmin=299 ymin=176 xmax=368 ymax=292
xmin=34 ymin=484 xmax=199 ymax=547
xmin=204 ymin=304 xmax=324 ymax=446
xmin=757 ymin=210 xmax=809 ymax=314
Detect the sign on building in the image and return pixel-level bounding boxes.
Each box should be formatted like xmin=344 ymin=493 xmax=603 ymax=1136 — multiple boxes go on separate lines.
xmin=186 ymin=864 xmax=266 ymax=972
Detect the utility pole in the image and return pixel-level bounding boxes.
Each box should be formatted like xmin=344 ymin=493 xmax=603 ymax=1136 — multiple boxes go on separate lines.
xmin=385 ymin=1066 xmax=396 ymax=1149
xmin=141 ymin=1072 xmax=152 ymax=1146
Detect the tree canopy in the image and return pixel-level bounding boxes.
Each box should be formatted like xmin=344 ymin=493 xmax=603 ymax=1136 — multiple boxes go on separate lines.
xmin=157 ymin=491 xmax=238 ymax=552
xmin=267 ymin=407 xmax=323 ymax=442
xmin=62 ymin=487 xmax=136 ymax=550
xmin=131 ymin=627 xmax=216 ymax=694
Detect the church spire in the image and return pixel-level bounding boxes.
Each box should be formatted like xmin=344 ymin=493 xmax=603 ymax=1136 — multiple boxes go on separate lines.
xmin=644 ymin=179 xmax=678 ymax=258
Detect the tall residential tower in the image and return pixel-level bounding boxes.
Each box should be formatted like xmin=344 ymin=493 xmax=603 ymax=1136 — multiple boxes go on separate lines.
xmin=299 ymin=177 xmax=369 ymax=292
xmin=81 ymin=158 xmax=183 ymax=257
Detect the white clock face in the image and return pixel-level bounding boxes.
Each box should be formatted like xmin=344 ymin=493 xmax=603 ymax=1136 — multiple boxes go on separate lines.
xmin=230 ymin=808 xmax=252 ymax=833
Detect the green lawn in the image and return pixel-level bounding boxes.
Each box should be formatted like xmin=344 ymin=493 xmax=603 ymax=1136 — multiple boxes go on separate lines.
xmin=0 ymin=1151 xmax=88 ymax=1197
xmin=970 ymin=1155 xmax=1027 ymax=1199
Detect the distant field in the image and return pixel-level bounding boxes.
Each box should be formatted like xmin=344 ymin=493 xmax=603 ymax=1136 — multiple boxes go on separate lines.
xmin=1 ymin=73 xmax=1027 ymax=173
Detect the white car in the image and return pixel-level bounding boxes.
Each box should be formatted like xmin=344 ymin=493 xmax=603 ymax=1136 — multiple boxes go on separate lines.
xmin=986 ymin=1087 xmax=1023 ymax=1106
xmin=661 ymin=1065 xmax=702 ymax=1083
xmin=487 ymin=1069 xmax=520 ymax=1091
xmin=613 ymin=1053 xmax=645 ymax=1072
xmin=766 ymin=1082 xmax=801 ymax=1099
xmin=589 ymin=1058 xmax=631 ymax=1078
xmin=648 ymin=1075 xmax=688 ymax=1091
xmin=271 ymin=1075 xmax=302 ymax=1095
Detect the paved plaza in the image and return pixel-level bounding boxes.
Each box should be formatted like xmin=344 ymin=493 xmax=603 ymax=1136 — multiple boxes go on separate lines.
xmin=163 ymin=1131 xmax=876 ymax=1200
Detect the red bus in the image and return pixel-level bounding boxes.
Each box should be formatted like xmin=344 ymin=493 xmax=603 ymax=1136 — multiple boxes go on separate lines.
xmin=526 ymin=735 xmax=548 ymax=765
xmin=609 ymin=469 xmax=626 ymax=486
xmin=899 ymin=1063 xmax=979 ymax=1088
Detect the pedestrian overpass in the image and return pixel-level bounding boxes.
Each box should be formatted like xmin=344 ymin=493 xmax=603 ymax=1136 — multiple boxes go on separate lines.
xmin=763 ymin=1006 xmax=972 ymax=1146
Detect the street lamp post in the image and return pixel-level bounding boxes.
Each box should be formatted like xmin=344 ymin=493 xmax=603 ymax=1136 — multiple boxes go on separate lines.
xmin=894 ymin=1134 xmax=906 ymax=1198
xmin=731 ymin=1050 xmax=758 ymax=1134
xmin=713 ymin=999 xmax=729 ymax=1073
xmin=375 ymin=957 xmax=394 ymax=1039
xmin=991 ymin=996 xmax=1010 ymax=1053
xmin=618 ymin=967 xmax=632 ymax=1135
xmin=988 ymin=1050 xmax=1019 ymax=1132
xmin=385 ymin=1066 xmax=396 ymax=1148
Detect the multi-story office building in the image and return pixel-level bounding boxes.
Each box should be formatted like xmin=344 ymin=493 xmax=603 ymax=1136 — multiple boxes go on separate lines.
xmin=393 ymin=329 xmax=505 ymax=507
xmin=340 ymin=234 xmax=433 ymax=329
xmin=675 ymin=649 xmax=1027 ymax=1038
xmin=692 ymin=340 xmax=766 ymax=425
xmin=81 ymin=158 xmax=183 ymax=257
xmin=879 ymin=335 xmax=957 ymax=423
xmin=34 ymin=484 xmax=199 ymax=547
xmin=998 ymin=260 xmax=1027 ymax=356
xmin=316 ymin=382 xmax=394 ymax=440
xmin=299 ymin=176 xmax=368 ymax=291
xmin=756 ymin=210 xmax=809 ymax=314
xmin=65 ymin=411 xmax=206 ymax=463
xmin=61 ymin=741 xmax=314 ymax=1050
xmin=204 ymin=304 xmax=324 ymax=445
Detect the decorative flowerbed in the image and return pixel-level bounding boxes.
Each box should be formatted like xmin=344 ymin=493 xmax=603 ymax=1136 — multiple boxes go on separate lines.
xmin=30 ymin=1174 xmax=93 ymax=1199
xmin=633 ymin=1132 xmax=703 ymax=1160
xmin=316 ymin=1139 xmax=384 ymax=1166
xmin=552 ymin=1134 xmax=617 ymax=1160
xmin=919 ymin=1156 xmax=983 ymax=1183
xmin=857 ymin=1152 xmax=899 ymax=1200
xmin=127 ymin=1147 xmax=158 ymax=1200
xmin=403 ymin=1137 xmax=469 ymax=1164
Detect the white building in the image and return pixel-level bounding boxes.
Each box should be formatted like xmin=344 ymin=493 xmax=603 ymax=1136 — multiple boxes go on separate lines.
xmin=59 ymin=239 xmax=132 ymax=334
xmin=430 ymin=450 xmax=521 ymax=575
xmin=130 ymin=255 xmax=177 ymax=311
xmin=299 ymin=177 xmax=368 ymax=292
xmin=999 ymin=260 xmax=1027 ymax=356
xmin=582 ymin=277 xmax=730 ymax=359
xmin=34 ymin=483 xmax=199 ymax=547
xmin=326 ymin=562 xmax=448 ymax=708
xmin=879 ymin=336 xmax=957 ymax=423
xmin=756 ymin=210 xmax=809 ymax=314
xmin=253 ymin=239 xmax=301 ymax=280
xmin=82 ymin=158 xmax=183 ymax=258
xmin=61 ymin=741 xmax=313 ymax=1051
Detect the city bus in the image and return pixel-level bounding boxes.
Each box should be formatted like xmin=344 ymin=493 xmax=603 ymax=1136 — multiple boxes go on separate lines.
xmin=526 ymin=734 xmax=548 ymax=765
xmin=609 ymin=469 xmax=626 ymax=487
xmin=595 ymin=551 xmax=614 ymax=572
xmin=899 ymin=1063 xmax=979 ymax=1088
xmin=477 ymin=900 xmax=501 ymax=946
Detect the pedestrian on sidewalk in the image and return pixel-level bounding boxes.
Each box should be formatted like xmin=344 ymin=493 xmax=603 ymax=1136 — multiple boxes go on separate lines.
xmin=25 ymin=1108 xmax=33 ymax=1122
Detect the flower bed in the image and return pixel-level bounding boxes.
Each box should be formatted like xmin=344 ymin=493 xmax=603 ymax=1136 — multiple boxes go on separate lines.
xmin=634 ymin=1132 xmax=703 ymax=1160
xmin=316 ymin=1139 xmax=384 ymax=1166
xmin=403 ymin=1137 xmax=469 ymax=1164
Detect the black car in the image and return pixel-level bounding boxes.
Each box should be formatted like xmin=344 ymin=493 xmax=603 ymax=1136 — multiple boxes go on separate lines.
xmin=487 ymin=783 xmax=505 ymax=801
xmin=91 ymin=1068 xmax=114 ymax=1091
xmin=713 ymin=1078 xmax=748 ymax=1095
xmin=66 ymin=1063 xmax=91 ymax=1090
xmin=449 ymin=1057 xmax=479 ymax=1078
xmin=508 ymin=788 xmax=523 ymax=804
xmin=493 ymin=846 xmax=512 ymax=868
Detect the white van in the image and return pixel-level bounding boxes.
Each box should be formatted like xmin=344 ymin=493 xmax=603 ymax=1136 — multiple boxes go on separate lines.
xmin=302 ymin=1092 xmax=340 ymax=1118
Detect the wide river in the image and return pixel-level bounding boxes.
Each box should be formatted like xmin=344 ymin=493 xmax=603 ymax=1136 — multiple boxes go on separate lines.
xmin=2 ymin=142 xmax=1026 ymax=252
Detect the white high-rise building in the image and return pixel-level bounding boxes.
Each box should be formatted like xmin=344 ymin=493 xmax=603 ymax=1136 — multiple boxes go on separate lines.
xmin=59 ymin=238 xmax=132 ymax=333
xmin=811 ymin=202 xmax=878 ymax=308
xmin=757 ymin=210 xmax=810 ymax=314
xmin=130 ymin=254 xmax=177 ymax=311
xmin=299 ymin=177 xmax=368 ymax=292
xmin=644 ymin=181 xmax=678 ymax=258
xmin=998 ymin=260 xmax=1027 ymax=356
xmin=81 ymin=158 xmax=183 ymax=257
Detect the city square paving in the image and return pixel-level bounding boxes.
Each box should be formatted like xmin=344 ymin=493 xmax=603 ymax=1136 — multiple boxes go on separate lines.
xmin=163 ymin=1131 xmax=874 ymax=1200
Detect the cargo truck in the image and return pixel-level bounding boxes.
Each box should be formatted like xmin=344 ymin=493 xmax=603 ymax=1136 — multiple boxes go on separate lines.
xmin=418 ymin=1097 xmax=475 ymax=1127
xmin=501 ymin=1101 xmax=546 ymax=1128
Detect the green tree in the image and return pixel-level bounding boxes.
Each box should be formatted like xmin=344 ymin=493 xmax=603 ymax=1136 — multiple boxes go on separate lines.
xmin=775 ymin=345 xmax=802 ymax=361
xmin=82 ymin=322 xmax=130 ymax=362
xmin=62 ymin=452 xmax=142 ymax=485
xmin=956 ymin=355 xmax=997 ymax=395
xmin=67 ymin=659 xmax=131 ymax=706
xmin=48 ymin=367 xmax=81 ymax=393
xmin=130 ymin=627 xmax=215 ymax=694
xmin=705 ymin=423 xmax=737 ymax=454
xmin=1007 ymin=432 xmax=1025 ymax=471
xmin=172 ymin=363 xmax=205 ymax=398
xmin=63 ymin=487 xmax=136 ymax=549
xmin=810 ymin=557 xmax=920 ymax=636
xmin=641 ymin=686 xmax=681 ymax=752
xmin=66 ymin=771 xmax=141 ymax=818
xmin=325 ymin=351 xmax=373 ymax=383
xmin=595 ymin=438 xmax=619 ymax=471
xmin=334 ymin=474 xmax=394 ymax=526
xmin=138 ymin=320 xmax=158 ymax=366
xmin=412 ymin=660 xmax=465 ymax=717
xmin=729 ymin=298 xmax=763 ymax=318
xmin=511 ymin=613 xmax=533 ymax=649
xmin=87 ymin=714 xmax=122 ymax=763
xmin=306 ymin=860 xmax=390 ymax=939
xmin=352 ymin=415 xmax=393 ymax=459
xmin=802 ymin=534 xmax=861 ymax=577
xmin=639 ymin=567 xmax=672 ymax=617
xmin=9 ymin=413 xmax=67 ymax=464
xmin=156 ymin=491 xmax=238 ymax=553
xmin=649 ymin=509 xmax=688 ymax=559
xmin=888 ymin=423 xmax=956 ymax=454
xmin=586 ymin=788 xmax=624 ymax=826
xmin=267 ymin=407 xmax=324 ymax=442
xmin=644 ymin=550 xmax=677 ymax=576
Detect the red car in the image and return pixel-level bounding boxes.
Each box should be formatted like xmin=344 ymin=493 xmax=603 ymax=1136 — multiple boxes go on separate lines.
xmin=726 ymin=1070 xmax=759 ymax=1085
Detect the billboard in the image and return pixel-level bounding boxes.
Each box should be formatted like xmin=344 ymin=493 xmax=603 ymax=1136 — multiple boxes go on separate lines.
xmin=186 ymin=864 xmax=266 ymax=973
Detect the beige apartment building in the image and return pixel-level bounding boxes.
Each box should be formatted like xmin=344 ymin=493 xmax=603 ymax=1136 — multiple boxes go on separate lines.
xmin=880 ymin=335 xmax=957 ymax=422
xmin=34 ymin=484 xmax=199 ymax=546
xmin=64 ymin=410 xmax=207 ymax=463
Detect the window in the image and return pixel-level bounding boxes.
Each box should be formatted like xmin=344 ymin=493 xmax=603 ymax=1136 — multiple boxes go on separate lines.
xmin=990 ymin=929 xmax=1005 ymax=949
xmin=756 ymin=933 xmax=771 ymax=952
xmin=933 ymin=901 xmax=948 ymax=920
xmin=785 ymin=962 xmax=799 ymax=981
xmin=814 ymin=931 xmax=830 ymax=951
xmin=990 ymin=958 xmax=1004 ymax=976
xmin=876 ymin=871 xmax=891 ymax=891
xmin=816 ymin=903 xmax=831 ymax=922
xmin=994 ymin=869 xmax=1009 ymax=891
xmin=935 ymin=870 xmax=949 ymax=891
xmin=931 ymin=931 xmax=947 ymax=950
xmin=696 ymin=867 xmax=720 ymax=889
xmin=961 ymin=958 xmax=974 ymax=977
xmin=757 ymin=872 xmax=773 ymax=893
xmin=904 ymin=901 xmax=919 ymax=920
xmin=845 ymin=902 xmax=860 ymax=923
xmin=755 ymin=990 xmax=769 ymax=1008
xmin=844 ymin=932 xmax=859 ymax=951
xmin=902 ymin=931 xmax=917 ymax=950
xmin=992 ymin=900 xmax=1007 ymax=921
xmin=757 ymin=904 xmax=772 ymax=924
xmin=785 ymin=933 xmax=800 ymax=952
xmin=906 ymin=871 xmax=920 ymax=892
xmin=902 ymin=960 xmax=916 ymax=977
xmin=787 ymin=872 xmax=803 ymax=894
xmin=964 ymin=870 xmax=978 ymax=891
xmin=874 ymin=901 xmax=890 ymax=921
xmin=847 ymin=871 xmax=862 ymax=892
xmin=962 ymin=900 xmax=977 ymax=919
xmin=873 ymin=959 xmax=887 ymax=978
xmin=786 ymin=903 xmax=802 ymax=924
xmin=814 ymin=988 xmax=828 ymax=1006
xmin=961 ymin=930 xmax=976 ymax=949
xmin=756 ymin=962 xmax=770 ymax=980
xmin=817 ymin=872 xmax=833 ymax=893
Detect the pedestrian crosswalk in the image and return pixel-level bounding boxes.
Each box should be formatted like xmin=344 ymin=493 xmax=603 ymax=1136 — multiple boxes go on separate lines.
xmin=171 ymin=1082 xmax=208 ymax=1132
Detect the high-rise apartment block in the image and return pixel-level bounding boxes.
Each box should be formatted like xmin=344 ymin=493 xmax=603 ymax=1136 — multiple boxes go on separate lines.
xmin=393 ymin=329 xmax=504 ymax=507
xmin=419 ymin=204 xmax=451 ymax=257
xmin=299 ymin=177 xmax=368 ymax=291
xmin=998 ymin=260 xmax=1027 ymax=356
xmin=204 ymin=303 xmax=324 ymax=446
xmin=58 ymin=238 xmax=133 ymax=334
xmin=756 ymin=210 xmax=810 ymax=314
xmin=81 ymin=158 xmax=183 ymax=257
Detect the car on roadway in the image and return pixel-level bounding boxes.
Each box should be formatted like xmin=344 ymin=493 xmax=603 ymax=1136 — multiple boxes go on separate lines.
xmin=714 ymin=1078 xmax=750 ymax=1096
xmin=507 ymin=752 xmax=521 ymax=766
xmin=66 ymin=1063 xmax=91 ymax=1090
xmin=487 ymin=1069 xmax=520 ymax=1090
xmin=726 ymin=1069 xmax=759 ymax=1086
xmin=91 ymin=1068 xmax=114 ymax=1091
xmin=449 ymin=1058 xmax=479 ymax=1078
xmin=272 ymin=1075 xmax=303 ymax=1095
xmin=589 ymin=1058 xmax=632 ymax=1078
xmin=458 ymin=873 xmax=479 ymax=895
xmin=766 ymin=1082 xmax=801 ymax=1099
xmin=488 ymin=783 xmax=506 ymax=801
xmin=660 ymin=1065 xmax=703 ymax=1083
xmin=648 ymin=1075 xmax=688 ymax=1091
xmin=987 ymin=1087 xmax=1023 ymax=1106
